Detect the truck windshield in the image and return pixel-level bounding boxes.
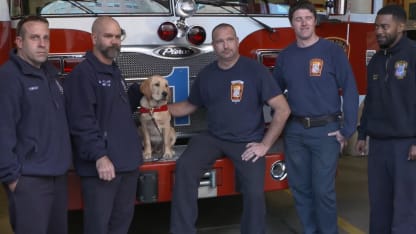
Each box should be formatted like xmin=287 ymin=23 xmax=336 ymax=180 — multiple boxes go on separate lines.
xmin=195 ymin=0 xmax=290 ymax=14
xmin=39 ymin=0 xmax=170 ymax=14
xmin=12 ymin=0 xmax=290 ymax=16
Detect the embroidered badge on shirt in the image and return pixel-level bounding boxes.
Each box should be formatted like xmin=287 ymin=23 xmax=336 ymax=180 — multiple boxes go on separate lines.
xmin=309 ymin=58 xmax=323 ymax=77
xmin=28 ymin=86 xmax=39 ymax=91
xmin=230 ymin=80 xmax=244 ymax=103
xmin=372 ymin=74 xmax=379 ymax=80
xmin=98 ymin=80 xmax=111 ymax=87
xmin=394 ymin=60 xmax=407 ymax=79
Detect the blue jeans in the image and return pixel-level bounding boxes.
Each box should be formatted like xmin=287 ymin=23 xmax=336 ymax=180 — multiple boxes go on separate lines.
xmin=284 ymin=120 xmax=340 ymax=234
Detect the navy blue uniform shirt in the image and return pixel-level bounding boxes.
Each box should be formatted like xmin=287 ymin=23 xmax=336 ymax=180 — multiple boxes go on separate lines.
xmin=189 ymin=56 xmax=282 ymax=142
xmin=358 ymin=36 xmax=416 ymax=140
xmin=64 ymin=51 xmax=142 ymax=176
xmin=273 ymin=38 xmax=358 ymax=138
xmin=0 ymin=50 xmax=72 ymax=184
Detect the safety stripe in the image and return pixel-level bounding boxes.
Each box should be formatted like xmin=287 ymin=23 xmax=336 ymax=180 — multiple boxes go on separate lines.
xmin=338 ymin=217 xmax=366 ymax=234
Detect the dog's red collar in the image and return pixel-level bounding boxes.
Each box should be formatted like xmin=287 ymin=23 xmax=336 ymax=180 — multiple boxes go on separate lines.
xmin=138 ymin=105 xmax=168 ymax=114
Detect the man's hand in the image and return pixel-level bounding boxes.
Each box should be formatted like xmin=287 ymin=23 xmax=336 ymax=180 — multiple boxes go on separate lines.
xmin=328 ymin=130 xmax=347 ymax=152
xmin=8 ymin=179 xmax=18 ymax=192
xmin=96 ymin=156 xmax=116 ymax=181
xmin=408 ymin=145 xmax=416 ymax=161
xmin=241 ymin=142 xmax=268 ymax=163
xmin=355 ymin=139 xmax=367 ymax=156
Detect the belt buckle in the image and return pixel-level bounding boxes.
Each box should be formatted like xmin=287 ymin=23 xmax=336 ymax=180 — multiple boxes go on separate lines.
xmin=302 ymin=117 xmax=311 ymax=129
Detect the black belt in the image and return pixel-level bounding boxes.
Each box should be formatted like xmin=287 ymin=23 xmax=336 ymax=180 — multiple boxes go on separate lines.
xmin=291 ymin=113 xmax=342 ymax=129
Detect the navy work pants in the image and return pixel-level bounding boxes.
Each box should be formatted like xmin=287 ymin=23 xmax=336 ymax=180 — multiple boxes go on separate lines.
xmin=368 ymin=138 xmax=416 ymax=234
xmin=5 ymin=175 xmax=68 ymax=234
xmin=81 ymin=170 xmax=139 ymax=234
xmin=284 ymin=121 xmax=340 ymax=234
xmin=170 ymin=132 xmax=266 ymax=234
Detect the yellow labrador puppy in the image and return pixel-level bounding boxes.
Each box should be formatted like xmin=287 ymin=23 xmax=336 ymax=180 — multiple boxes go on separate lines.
xmin=139 ymin=75 xmax=176 ymax=160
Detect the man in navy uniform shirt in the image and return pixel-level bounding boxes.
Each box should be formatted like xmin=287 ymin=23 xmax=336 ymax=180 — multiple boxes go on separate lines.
xmin=0 ymin=15 xmax=72 ymax=234
xmin=356 ymin=5 xmax=416 ymax=234
xmin=273 ymin=1 xmax=358 ymax=233
xmin=169 ymin=23 xmax=290 ymax=234
xmin=64 ymin=16 xmax=143 ymax=234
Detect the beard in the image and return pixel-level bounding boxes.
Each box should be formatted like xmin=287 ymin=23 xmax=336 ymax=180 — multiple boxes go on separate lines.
xmin=377 ymin=35 xmax=397 ymax=49
xmin=99 ymin=44 xmax=121 ymax=60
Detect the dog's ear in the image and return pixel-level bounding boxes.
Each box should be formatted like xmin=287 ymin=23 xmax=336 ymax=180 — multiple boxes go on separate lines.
xmin=140 ymin=78 xmax=152 ymax=99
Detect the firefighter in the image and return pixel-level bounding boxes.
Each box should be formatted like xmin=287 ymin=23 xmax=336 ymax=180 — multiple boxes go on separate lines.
xmin=63 ymin=16 xmax=143 ymax=234
xmin=0 ymin=15 xmax=72 ymax=234
xmin=356 ymin=5 xmax=416 ymax=234
xmin=168 ymin=23 xmax=290 ymax=234
xmin=273 ymin=1 xmax=358 ymax=233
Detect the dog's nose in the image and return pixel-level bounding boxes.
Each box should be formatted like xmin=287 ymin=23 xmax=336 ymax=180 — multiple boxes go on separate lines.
xmin=162 ymin=91 xmax=168 ymax=97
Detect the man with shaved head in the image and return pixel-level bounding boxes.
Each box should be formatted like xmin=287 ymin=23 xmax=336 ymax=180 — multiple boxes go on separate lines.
xmin=91 ymin=16 xmax=123 ymax=62
xmin=169 ymin=23 xmax=290 ymax=234
xmin=64 ymin=16 xmax=143 ymax=234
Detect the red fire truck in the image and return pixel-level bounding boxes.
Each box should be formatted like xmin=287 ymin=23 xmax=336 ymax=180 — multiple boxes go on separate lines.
xmin=0 ymin=0 xmax=386 ymax=210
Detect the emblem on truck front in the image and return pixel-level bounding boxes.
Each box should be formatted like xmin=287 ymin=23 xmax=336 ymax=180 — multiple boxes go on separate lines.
xmin=155 ymin=46 xmax=198 ymax=58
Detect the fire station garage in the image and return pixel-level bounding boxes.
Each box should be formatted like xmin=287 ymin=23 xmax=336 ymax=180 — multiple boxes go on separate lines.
xmin=2 ymin=0 xmax=416 ymax=233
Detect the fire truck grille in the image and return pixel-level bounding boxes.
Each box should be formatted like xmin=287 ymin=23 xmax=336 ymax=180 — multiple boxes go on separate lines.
xmin=117 ymin=52 xmax=216 ymax=78
xmin=117 ymin=51 xmax=216 ymax=139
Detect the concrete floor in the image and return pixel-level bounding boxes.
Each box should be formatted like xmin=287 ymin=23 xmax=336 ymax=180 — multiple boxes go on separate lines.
xmin=0 ymin=155 xmax=369 ymax=234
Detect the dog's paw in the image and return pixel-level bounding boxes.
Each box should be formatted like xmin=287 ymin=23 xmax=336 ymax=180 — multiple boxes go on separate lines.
xmin=163 ymin=150 xmax=175 ymax=159
xmin=143 ymin=151 xmax=152 ymax=160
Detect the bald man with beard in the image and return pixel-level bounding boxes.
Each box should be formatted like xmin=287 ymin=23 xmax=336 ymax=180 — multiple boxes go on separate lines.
xmin=64 ymin=16 xmax=143 ymax=234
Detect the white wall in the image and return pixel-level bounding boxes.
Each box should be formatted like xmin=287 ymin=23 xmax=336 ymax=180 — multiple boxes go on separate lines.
xmin=0 ymin=0 xmax=10 ymax=20
xmin=349 ymin=0 xmax=373 ymax=13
